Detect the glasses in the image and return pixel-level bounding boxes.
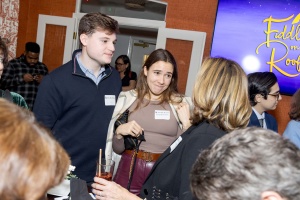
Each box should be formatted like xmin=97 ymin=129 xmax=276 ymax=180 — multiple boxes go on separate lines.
xmin=115 ymin=63 xmax=125 ymax=67
xmin=268 ymin=92 xmax=281 ymax=100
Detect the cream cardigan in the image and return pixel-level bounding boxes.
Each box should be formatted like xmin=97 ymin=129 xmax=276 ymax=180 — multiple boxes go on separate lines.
xmin=105 ymin=90 xmax=192 ymax=172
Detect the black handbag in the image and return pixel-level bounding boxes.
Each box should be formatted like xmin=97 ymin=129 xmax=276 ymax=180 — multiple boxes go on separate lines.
xmin=114 ymin=109 xmax=145 ymax=150
xmin=114 ymin=109 xmax=145 ymax=190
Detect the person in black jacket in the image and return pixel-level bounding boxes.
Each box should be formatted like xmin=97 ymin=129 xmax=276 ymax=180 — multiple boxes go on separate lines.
xmin=33 ymin=12 xmax=122 ymax=184
xmin=91 ymin=57 xmax=252 ymax=200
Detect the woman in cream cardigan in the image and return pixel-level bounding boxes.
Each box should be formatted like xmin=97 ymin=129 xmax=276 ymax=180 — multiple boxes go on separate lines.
xmin=105 ymin=49 xmax=192 ymax=195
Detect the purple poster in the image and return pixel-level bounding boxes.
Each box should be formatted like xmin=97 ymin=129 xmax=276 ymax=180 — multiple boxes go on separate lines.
xmin=211 ymin=0 xmax=300 ymax=95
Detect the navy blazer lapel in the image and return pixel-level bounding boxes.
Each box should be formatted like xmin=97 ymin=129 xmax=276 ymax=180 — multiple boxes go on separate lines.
xmin=250 ymin=111 xmax=261 ymax=127
xmin=143 ymin=125 xmax=197 ymax=183
xmin=264 ymin=113 xmax=275 ymax=131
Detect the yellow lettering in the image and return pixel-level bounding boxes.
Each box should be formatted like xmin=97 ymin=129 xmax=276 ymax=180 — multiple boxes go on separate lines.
xmin=263 ymin=15 xmax=294 ymax=47
xmin=268 ymin=47 xmax=300 ymax=77
xmin=286 ymin=55 xmax=300 ymax=72
xmin=290 ymin=46 xmax=300 ymax=50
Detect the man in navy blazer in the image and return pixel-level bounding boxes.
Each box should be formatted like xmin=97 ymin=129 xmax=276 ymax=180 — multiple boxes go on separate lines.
xmin=247 ymin=72 xmax=282 ymax=132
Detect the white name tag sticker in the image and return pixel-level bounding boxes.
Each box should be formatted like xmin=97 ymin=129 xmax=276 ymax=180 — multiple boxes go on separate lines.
xmin=155 ymin=110 xmax=170 ymax=120
xmin=170 ymin=136 xmax=182 ymax=153
xmin=104 ymin=95 xmax=116 ymax=106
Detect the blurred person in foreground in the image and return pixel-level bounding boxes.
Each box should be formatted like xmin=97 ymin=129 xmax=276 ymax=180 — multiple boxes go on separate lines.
xmin=92 ymin=57 xmax=252 ymax=199
xmin=191 ymin=127 xmax=300 ymax=200
xmin=0 ymin=98 xmax=69 ymax=200
xmin=0 ymin=37 xmax=28 ymax=108
xmin=283 ymin=88 xmax=300 ymax=149
xmin=0 ymin=42 xmax=48 ymax=110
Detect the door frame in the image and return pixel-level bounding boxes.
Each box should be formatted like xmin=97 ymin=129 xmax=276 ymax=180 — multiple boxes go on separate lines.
xmin=156 ymin=28 xmax=206 ymax=96
xmin=36 ymin=14 xmax=76 ymax=64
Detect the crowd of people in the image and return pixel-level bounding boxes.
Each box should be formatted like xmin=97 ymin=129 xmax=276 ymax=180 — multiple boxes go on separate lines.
xmin=0 ymin=11 xmax=299 ymax=200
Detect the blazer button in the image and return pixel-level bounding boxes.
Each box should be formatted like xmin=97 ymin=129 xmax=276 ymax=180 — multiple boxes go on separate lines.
xmin=144 ymin=189 xmax=148 ymax=195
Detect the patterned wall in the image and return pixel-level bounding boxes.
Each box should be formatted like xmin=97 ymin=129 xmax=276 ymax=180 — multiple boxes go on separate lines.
xmin=0 ymin=0 xmax=19 ymax=60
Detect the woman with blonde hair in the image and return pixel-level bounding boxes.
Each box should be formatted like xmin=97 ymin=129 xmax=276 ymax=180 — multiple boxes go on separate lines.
xmin=0 ymin=99 xmax=70 ymax=200
xmin=93 ymin=57 xmax=252 ymax=200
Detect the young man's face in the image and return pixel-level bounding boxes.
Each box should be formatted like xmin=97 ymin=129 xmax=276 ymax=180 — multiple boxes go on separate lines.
xmin=81 ymin=30 xmax=117 ymax=66
xmin=24 ymin=51 xmax=39 ymax=66
xmin=256 ymin=82 xmax=282 ymax=112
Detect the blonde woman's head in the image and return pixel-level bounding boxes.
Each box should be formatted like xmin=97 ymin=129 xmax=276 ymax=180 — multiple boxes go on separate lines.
xmin=192 ymin=57 xmax=251 ymax=132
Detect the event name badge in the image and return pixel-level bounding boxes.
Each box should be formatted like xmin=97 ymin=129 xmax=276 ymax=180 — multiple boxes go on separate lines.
xmin=154 ymin=110 xmax=170 ymax=120
xmin=104 ymin=95 xmax=116 ymax=106
xmin=170 ymin=136 xmax=182 ymax=153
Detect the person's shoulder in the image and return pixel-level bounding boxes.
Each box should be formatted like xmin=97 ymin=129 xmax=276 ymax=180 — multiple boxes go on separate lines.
xmin=119 ymin=89 xmax=137 ymax=98
xmin=131 ymin=71 xmax=137 ymax=78
xmin=9 ymin=92 xmax=29 ymax=109
xmin=49 ymin=61 xmax=72 ymax=76
xmin=8 ymin=57 xmax=23 ymax=65
xmin=265 ymin=112 xmax=277 ymax=121
xmin=189 ymin=121 xmax=226 ymax=138
xmin=287 ymin=120 xmax=300 ymax=128
xmin=170 ymin=93 xmax=187 ymax=104
xmin=248 ymin=111 xmax=257 ymax=122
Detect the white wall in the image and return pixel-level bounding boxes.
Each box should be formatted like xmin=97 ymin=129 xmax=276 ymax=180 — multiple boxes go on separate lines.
xmin=111 ymin=28 xmax=157 ymax=75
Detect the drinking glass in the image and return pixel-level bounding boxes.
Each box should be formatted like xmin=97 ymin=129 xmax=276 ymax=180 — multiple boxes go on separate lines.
xmin=96 ymin=159 xmax=115 ymax=181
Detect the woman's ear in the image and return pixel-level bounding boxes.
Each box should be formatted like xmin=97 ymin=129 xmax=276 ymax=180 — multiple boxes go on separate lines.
xmin=261 ymin=191 xmax=283 ymax=200
xmin=143 ymin=66 xmax=148 ymax=76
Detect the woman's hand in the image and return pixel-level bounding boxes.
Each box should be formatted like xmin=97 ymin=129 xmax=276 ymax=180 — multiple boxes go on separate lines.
xmin=176 ymin=102 xmax=192 ymax=130
xmin=115 ymin=121 xmax=143 ymax=139
xmin=92 ymin=177 xmax=142 ymax=200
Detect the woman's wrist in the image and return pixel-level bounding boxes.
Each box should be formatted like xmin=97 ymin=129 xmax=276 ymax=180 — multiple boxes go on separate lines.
xmin=115 ymin=128 xmax=123 ymax=139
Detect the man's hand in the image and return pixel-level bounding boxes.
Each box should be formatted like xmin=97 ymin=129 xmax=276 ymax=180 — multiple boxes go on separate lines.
xmin=33 ymin=74 xmax=44 ymax=83
xmin=23 ymin=73 xmax=34 ymax=82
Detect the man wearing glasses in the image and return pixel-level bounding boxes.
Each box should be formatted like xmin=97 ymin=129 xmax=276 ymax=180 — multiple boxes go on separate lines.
xmin=247 ymin=72 xmax=282 ymax=132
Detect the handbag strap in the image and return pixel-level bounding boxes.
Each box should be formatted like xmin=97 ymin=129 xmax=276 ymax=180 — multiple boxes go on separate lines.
xmin=126 ymin=131 xmax=144 ymax=190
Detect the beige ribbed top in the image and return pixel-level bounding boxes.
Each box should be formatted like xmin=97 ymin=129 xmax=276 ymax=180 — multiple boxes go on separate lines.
xmin=113 ymin=99 xmax=182 ymax=154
